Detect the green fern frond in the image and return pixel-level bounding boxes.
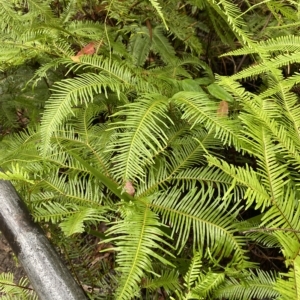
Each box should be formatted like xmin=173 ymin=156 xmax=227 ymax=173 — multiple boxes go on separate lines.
xmin=274 ymin=254 xmax=300 ymax=300
xmin=171 ymin=91 xmax=244 ymax=149
xmin=184 ymin=251 xmax=202 ymax=291
xmin=40 ymin=73 xmax=123 ymax=156
xmin=128 ymin=26 xmax=152 ymax=67
xmin=261 ymin=187 xmax=300 ymax=243
xmin=206 ymin=0 xmax=253 ymax=46
xmin=151 ymin=186 xmax=250 ymax=266
xmin=108 ymin=94 xmax=171 ymax=182
xmin=142 ymin=269 xmax=180 ymax=293
xmin=173 ymin=166 xmax=246 ymax=200
xmin=59 ymin=207 xmax=107 ymax=236
xmin=240 ymin=125 xmax=289 ymax=202
xmin=191 ymin=272 xmax=225 ymax=298
xmin=0 ymin=1 xmax=22 ymax=35
xmin=206 ymin=156 xmax=270 ymax=210
xmin=215 ymin=270 xmax=278 ymax=300
xmin=224 ymin=35 xmax=300 ymax=56
xmin=0 ymin=272 xmax=38 ymax=300
xmin=66 ymin=20 xmax=106 ymax=39
xmin=104 ymin=198 xmax=174 ymax=300
xmin=151 ymin=26 xmax=176 ymax=64
xmin=0 ymin=164 xmax=34 ymax=184
xmin=163 ymin=2 xmax=203 ymax=54
xmin=149 ymin=0 xmax=168 ymax=30
xmin=25 ymin=0 xmax=54 ymax=21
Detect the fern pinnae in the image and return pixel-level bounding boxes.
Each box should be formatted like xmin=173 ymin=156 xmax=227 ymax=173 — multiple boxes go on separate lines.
xmin=128 ymin=26 xmax=152 ymax=67
xmin=206 ymin=156 xmax=270 ymax=210
xmin=0 ymin=272 xmax=38 ymax=300
xmin=215 ymin=269 xmax=279 ymax=300
xmin=104 ymin=199 xmax=173 ymax=300
xmin=184 ymin=251 xmax=202 ymax=292
xmin=171 ymin=91 xmax=245 ymax=150
xmin=108 ymin=94 xmax=172 ymax=182
xmin=151 ymin=187 xmax=249 ymax=266
xmin=151 ymin=26 xmax=176 ymax=64
xmin=207 ymin=0 xmax=253 ymax=46
xmin=25 ymin=0 xmax=55 ymax=21
xmin=40 ymin=72 xmax=123 ymax=156
xmin=149 ymin=0 xmax=168 ymax=30
xmin=173 ymin=166 xmax=246 ymax=199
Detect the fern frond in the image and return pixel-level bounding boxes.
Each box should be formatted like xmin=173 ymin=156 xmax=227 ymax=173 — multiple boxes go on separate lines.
xmin=142 ymin=269 xmax=180 ymax=293
xmin=149 ymin=0 xmax=168 ymax=30
xmin=206 ymin=156 xmax=270 ymax=210
xmin=190 ymin=271 xmax=225 ymax=298
xmin=25 ymin=0 xmax=55 ymax=21
xmin=274 ymin=253 xmax=300 ymax=300
xmin=207 ymin=0 xmax=253 ymax=46
xmin=0 ymin=163 xmax=34 ymax=184
xmin=66 ymin=20 xmax=106 ymax=39
xmin=151 ymin=26 xmax=176 ymax=64
xmin=0 ymin=0 xmax=22 ymax=35
xmin=128 ymin=26 xmax=151 ymax=67
xmin=171 ymin=91 xmax=245 ymax=149
xmin=59 ymin=207 xmax=107 ymax=236
xmin=104 ymin=199 xmax=173 ymax=300
xmin=261 ymin=187 xmax=300 ymax=243
xmin=184 ymin=251 xmax=202 ymax=291
xmin=108 ymin=94 xmax=171 ymax=182
xmin=173 ymin=166 xmax=246 ymax=200
xmin=223 ymin=35 xmax=300 ymax=56
xmin=0 ymin=272 xmax=38 ymax=300
xmin=151 ymin=187 xmax=250 ymax=267
xmin=215 ymin=270 xmax=278 ymax=300
xmin=40 ymin=72 xmax=123 ymax=156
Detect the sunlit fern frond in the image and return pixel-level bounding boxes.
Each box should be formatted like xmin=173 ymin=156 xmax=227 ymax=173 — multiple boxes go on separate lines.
xmin=215 ymin=269 xmax=279 ymax=300
xmin=151 ymin=186 xmax=251 ymax=268
xmin=108 ymin=94 xmax=171 ymax=182
xmin=104 ymin=198 xmax=173 ymax=300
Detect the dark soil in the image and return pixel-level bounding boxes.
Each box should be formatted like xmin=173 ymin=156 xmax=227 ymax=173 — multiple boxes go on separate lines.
xmin=0 ymin=231 xmax=26 ymax=282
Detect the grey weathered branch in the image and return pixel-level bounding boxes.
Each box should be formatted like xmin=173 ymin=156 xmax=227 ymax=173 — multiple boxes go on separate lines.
xmin=0 ymin=179 xmax=88 ymax=300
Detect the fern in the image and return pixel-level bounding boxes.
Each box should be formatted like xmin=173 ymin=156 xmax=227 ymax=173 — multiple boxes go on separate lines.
xmin=103 ymin=198 xmax=174 ymax=300
xmin=0 ymin=273 xmax=38 ymax=300
xmin=2 ymin=1 xmax=300 ymax=299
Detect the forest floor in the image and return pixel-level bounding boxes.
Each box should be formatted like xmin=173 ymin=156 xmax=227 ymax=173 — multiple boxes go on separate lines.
xmin=0 ymin=231 xmax=26 ymax=282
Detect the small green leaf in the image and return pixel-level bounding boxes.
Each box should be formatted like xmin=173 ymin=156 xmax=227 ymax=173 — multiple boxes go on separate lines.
xmin=181 ymin=79 xmax=204 ymax=92
xmin=207 ymin=83 xmax=233 ymax=102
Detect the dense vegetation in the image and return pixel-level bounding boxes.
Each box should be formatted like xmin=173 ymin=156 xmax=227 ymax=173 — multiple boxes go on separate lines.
xmin=1 ymin=0 xmax=300 ymax=299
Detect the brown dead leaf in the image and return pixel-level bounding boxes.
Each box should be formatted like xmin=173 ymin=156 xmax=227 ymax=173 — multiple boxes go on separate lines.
xmin=71 ymin=42 xmax=96 ymax=62
xmin=217 ymin=100 xmax=229 ymax=117
xmin=124 ymin=181 xmax=135 ymax=196
xmin=76 ymin=42 xmax=95 ymax=57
